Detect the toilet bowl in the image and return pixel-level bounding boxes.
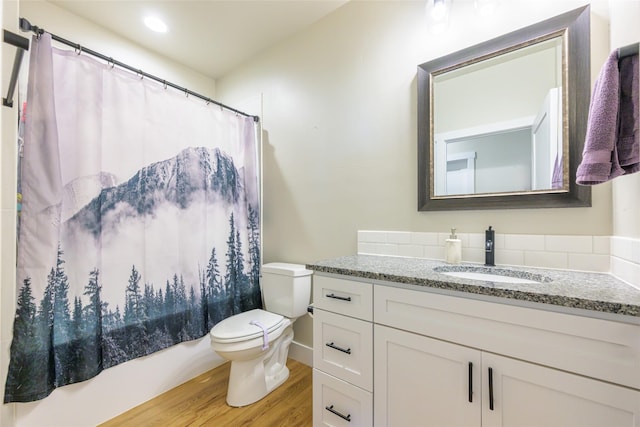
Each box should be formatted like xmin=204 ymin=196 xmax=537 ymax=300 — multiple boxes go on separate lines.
xmin=209 ymin=263 xmax=312 ymax=407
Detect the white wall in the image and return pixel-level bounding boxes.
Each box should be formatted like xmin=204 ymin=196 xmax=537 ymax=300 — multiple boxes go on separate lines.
xmin=215 ymin=0 xmax=616 ymax=347
xmin=0 ymin=2 xmax=224 ymax=426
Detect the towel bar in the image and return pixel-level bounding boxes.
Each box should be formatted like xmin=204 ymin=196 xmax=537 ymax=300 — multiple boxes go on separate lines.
xmin=618 ymin=42 xmax=639 ymax=59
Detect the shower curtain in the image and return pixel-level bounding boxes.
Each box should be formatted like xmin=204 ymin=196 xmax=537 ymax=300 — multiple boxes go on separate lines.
xmin=4 ymin=34 xmax=262 ymax=403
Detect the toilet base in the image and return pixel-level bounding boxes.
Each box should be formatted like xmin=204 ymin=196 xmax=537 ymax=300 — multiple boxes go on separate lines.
xmin=226 ymin=326 xmax=294 ymax=407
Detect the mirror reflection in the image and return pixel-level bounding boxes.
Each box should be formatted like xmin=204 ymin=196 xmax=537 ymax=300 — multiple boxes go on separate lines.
xmin=432 ymin=35 xmax=565 ymax=197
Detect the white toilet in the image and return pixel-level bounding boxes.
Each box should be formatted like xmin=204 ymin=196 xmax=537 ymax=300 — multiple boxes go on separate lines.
xmin=209 ymin=262 xmax=312 ymax=407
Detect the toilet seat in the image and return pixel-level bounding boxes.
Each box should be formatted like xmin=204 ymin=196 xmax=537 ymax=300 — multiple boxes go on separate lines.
xmin=210 ymin=309 xmax=285 ymax=344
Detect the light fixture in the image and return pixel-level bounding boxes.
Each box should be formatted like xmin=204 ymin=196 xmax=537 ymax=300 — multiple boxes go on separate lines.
xmin=425 ymin=0 xmax=451 ymax=35
xmin=474 ymin=0 xmax=499 ymax=17
xmin=144 ymin=16 xmax=168 ymax=33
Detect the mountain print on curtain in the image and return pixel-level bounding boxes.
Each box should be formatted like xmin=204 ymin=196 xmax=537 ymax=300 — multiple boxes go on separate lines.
xmin=5 ymin=147 xmax=262 ymax=403
xmin=4 ymin=34 xmax=261 ymax=403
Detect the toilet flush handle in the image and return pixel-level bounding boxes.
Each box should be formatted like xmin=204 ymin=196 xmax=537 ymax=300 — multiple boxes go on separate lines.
xmin=250 ymin=320 xmax=270 ymax=350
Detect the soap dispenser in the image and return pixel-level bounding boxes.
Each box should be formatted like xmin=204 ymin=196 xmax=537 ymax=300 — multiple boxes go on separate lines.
xmin=445 ymin=228 xmax=462 ymax=264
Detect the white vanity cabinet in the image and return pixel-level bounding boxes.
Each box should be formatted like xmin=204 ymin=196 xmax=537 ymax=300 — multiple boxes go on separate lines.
xmin=311 ymin=271 xmax=640 ymax=427
xmin=374 ymin=285 xmax=640 ymax=427
xmin=312 ymin=275 xmax=373 ymax=426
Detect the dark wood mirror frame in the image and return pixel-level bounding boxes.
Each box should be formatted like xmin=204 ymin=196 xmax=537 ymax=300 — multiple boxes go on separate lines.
xmin=417 ymin=6 xmax=591 ymax=211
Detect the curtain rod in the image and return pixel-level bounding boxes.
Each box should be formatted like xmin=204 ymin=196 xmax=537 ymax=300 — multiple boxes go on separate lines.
xmin=19 ymin=17 xmax=259 ymax=122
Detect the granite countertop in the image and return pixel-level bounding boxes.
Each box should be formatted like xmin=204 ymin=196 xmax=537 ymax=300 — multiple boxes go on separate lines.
xmin=306 ymin=255 xmax=640 ymax=320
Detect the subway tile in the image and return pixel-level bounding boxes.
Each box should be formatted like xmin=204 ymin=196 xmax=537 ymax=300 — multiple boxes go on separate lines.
xmin=545 ymin=235 xmax=592 ymax=254
xmin=495 ymin=249 xmax=525 ymax=267
xmin=387 ymin=231 xmax=411 ymax=244
xmin=424 ymin=245 xmax=444 ymax=260
xmin=524 ymin=251 xmax=568 ymax=269
xmin=568 ymin=253 xmax=610 ymax=273
xmin=631 ymin=238 xmax=640 ymax=264
xmin=410 ymin=232 xmax=438 ymax=246
xmin=376 ymin=243 xmax=398 ymax=256
xmin=357 ymin=230 xmax=638 ymax=276
xmin=358 ymin=230 xmax=387 ymax=244
xmin=457 ymin=233 xmax=470 ymax=248
xmin=437 ymin=232 xmax=450 ymax=246
xmin=592 ymin=236 xmax=610 ymax=255
xmin=462 ymin=247 xmax=484 ymax=264
xmin=611 ymin=256 xmax=640 ymax=289
xmin=397 ymin=244 xmax=424 ymax=258
xmin=504 ymin=234 xmax=545 ymax=251
xmin=467 ymin=233 xmax=485 ymax=249
xmin=357 ymin=242 xmax=378 ymax=255
xmin=610 ymin=236 xmax=633 ymax=261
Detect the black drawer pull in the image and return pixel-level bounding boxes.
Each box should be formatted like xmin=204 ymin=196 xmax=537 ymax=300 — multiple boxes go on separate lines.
xmin=326 ymin=405 xmax=351 ymax=422
xmin=468 ymin=362 xmax=473 ymax=403
xmin=326 ymin=293 xmax=352 ymax=302
xmin=488 ymin=367 xmax=494 ymax=411
xmin=326 ymin=342 xmax=352 ymax=354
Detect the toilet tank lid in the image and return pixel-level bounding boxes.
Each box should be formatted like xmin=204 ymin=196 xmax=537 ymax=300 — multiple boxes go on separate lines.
xmin=262 ymin=262 xmax=312 ymax=277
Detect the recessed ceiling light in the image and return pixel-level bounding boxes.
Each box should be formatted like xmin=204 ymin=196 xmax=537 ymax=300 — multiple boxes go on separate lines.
xmin=144 ymin=16 xmax=167 ymax=33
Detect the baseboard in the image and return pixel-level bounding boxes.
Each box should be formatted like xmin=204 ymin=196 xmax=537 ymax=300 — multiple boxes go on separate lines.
xmin=288 ymin=340 xmax=313 ymax=367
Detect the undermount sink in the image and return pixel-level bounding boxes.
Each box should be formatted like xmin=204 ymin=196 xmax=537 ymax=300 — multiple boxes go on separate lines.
xmin=433 ymin=266 xmax=551 ymax=284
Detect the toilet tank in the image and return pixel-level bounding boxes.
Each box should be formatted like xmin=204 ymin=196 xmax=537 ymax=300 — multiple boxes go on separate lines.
xmin=262 ymin=262 xmax=312 ymax=318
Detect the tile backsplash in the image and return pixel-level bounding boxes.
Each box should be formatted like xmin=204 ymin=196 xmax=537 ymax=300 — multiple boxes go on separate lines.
xmin=357 ymin=230 xmax=640 ymax=289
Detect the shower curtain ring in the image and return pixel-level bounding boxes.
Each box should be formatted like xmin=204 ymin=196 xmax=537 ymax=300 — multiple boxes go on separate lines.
xmin=138 ymin=70 xmax=144 ymax=80
xmin=184 ymin=89 xmax=189 ymax=98
xmin=206 ymin=98 xmax=211 ymax=105
xmin=75 ymin=44 xmax=82 ymax=55
xmin=108 ymin=58 xmax=114 ymax=69
xmin=163 ymin=80 xmax=168 ymax=90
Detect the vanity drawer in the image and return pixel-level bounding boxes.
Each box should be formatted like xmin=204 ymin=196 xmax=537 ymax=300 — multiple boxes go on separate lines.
xmin=313 ymin=275 xmax=373 ymax=321
xmin=313 ymin=309 xmax=373 ymax=391
xmin=313 ymin=369 xmax=372 ymax=427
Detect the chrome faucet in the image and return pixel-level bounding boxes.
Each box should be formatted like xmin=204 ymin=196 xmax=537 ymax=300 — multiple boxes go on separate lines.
xmin=485 ymin=226 xmax=495 ymax=266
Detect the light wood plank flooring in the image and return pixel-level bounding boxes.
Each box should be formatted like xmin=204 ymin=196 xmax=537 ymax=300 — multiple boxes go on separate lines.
xmin=99 ymin=359 xmax=312 ymax=427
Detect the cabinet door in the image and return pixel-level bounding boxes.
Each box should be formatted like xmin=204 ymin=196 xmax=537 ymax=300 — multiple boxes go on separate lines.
xmin=374 ymin=324 xmax=481 ymax=427
xmin=482 ymin=352 xmax=640 ymax=427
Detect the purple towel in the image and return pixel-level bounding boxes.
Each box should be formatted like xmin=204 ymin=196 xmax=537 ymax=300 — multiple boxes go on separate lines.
xmin=617 ymin=54 xmax=639 ymax=174
xmin=576 ymin=51 xmax=623 ymax=184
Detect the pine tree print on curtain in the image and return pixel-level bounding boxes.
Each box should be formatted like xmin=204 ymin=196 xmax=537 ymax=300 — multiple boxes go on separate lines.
xmin=5 ymin=33 xmax=261 ymax=403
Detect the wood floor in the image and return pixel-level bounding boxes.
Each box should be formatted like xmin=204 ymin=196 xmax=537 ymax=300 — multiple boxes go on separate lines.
xmin=99 ymin=359 xmax=312 ymax=427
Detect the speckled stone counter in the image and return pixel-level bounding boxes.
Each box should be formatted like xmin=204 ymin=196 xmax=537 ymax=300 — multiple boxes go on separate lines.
xmin=306 ymin=255 xmax=640 ymax=321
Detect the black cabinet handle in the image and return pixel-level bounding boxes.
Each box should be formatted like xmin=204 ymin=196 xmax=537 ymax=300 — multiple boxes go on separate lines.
xmin=488 ymin=367 xmax=494 ymax=411
xmin=326 ymin=293 xmax=352 ymax=302
xmin=326 ymin=342 xmax=352 ymax=354
xmin=326 ymin=405 xmax=351 ymax=422
xmin=468 ymin=362 xmax=473 ymax=403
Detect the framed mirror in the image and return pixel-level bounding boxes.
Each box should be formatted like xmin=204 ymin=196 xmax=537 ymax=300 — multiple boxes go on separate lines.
xmin=418 ymin=6 xmax=591 ymax=210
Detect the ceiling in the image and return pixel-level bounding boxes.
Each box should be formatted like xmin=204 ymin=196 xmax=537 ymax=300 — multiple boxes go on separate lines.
xmin=48 ymin=0 xmax=349 ymax=80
